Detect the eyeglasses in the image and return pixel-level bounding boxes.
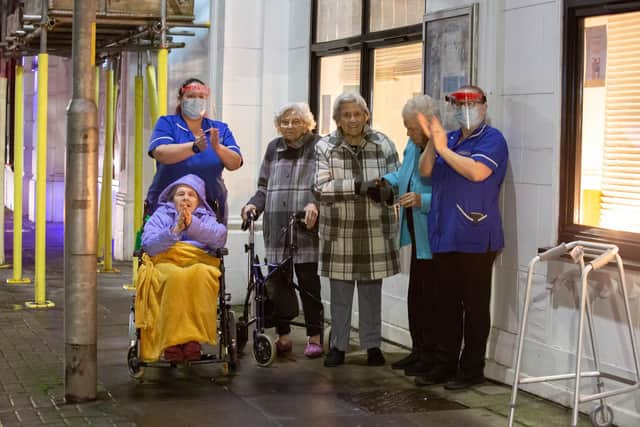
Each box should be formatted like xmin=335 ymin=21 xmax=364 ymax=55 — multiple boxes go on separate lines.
xmin=280 ymin=119 xmax=303 ymax=128
xmin=450 ymin=100 xmax=483 ymax=108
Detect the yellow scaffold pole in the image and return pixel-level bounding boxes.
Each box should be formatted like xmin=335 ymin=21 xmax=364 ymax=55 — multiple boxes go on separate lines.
xmin=6 ymin=64 xmax=30 ymax=285
xmin=26 ymin=52 xmax=54 ymax=308
xmin=0 ymin=71 xmax=10 ymax=269
xmin=123 ymin=57 xmax=144 ymax=290
xmin=96 ymin=66 xmax=105 ymax=263
xmin=145 ymin=62 xmax=159 ymax=126
xmin=157 ymin=48 xmax=168 ymax=116
xmin=98 ymin=63 xmax=118 ymax=273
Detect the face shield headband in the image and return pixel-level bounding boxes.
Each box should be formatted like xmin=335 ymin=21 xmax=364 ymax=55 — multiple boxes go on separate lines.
xmin=446 ymin=91 xmax=485 ymax=130
xmin=444 ymin=90 xmax=485 ymax=105
xmin=180 ymin=83 xmax=210 ymax=96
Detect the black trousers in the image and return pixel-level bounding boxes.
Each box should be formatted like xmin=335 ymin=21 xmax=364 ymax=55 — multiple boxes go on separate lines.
xmin=408 ymin=247 xmax=437 ymax=357
xmin=433 ymin=251 xmax=497 ymax=377
xmin=275 ymin=262 xmax=323 ymax=337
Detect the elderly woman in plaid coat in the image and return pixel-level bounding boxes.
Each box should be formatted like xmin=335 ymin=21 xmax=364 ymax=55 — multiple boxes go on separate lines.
xmin=241 ymin=102 xmax=324 ymax=359
xmin=314 ymin=92 xmax=401 ymax=367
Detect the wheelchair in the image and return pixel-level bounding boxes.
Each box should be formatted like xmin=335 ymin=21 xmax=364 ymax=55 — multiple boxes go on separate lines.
xmin=126 ymin=202 xmax=238 ymax=379
xmin=236 ymin=211 xmax=325 ymax=367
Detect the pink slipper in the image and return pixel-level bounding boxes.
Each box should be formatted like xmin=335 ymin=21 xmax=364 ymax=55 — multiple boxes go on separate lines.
xmin=304 ymin=342 xmax=323 ymax=358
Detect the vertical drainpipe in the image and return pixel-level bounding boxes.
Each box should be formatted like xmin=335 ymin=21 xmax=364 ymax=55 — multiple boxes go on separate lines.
xmin=65 ymin=0 xmax=98 ymax=401
xmin=26 ymin=0 xmax=54 ymax=308
xmin=6 ymin=63 xmax=31 ymax=285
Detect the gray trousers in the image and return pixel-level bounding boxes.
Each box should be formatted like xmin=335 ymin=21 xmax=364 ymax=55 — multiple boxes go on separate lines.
xmin=329 ymin=279 xmax=382 ymax=351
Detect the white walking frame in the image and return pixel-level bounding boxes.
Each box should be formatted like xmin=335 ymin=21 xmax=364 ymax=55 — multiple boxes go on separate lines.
xmin=507 ymin=241 xmax=640 ymax=427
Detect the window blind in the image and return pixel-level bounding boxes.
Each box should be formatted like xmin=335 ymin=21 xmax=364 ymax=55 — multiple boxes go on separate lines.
xmin=600 ymin=12 xmax=640 ymax=232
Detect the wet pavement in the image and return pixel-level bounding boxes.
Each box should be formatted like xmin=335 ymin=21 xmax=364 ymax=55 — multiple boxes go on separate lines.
xmin=0 ymin=217 xmax=594 ymax=426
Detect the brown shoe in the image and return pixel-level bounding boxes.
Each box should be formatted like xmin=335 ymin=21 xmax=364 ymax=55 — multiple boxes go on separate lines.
xmin=182 ymin=341 xmax=202 ymax=361
xmin=164 ymin=345 xmax=184 ymax=363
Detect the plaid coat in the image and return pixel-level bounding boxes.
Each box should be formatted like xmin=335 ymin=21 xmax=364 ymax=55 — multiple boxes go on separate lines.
xmin=247 ymin=133 xmax=320 ymax=264
xmin=313 ymin=127 xmax=400 ymax=280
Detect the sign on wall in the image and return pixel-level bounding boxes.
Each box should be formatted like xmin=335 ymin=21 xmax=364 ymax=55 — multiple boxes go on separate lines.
xmin=423 ymin=4 xmax=478 ymax=130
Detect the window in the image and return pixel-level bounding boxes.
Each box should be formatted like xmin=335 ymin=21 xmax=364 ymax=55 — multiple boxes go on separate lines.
xmin=560 ymin=1 xmax=640 ymax=262
xmin=310 ymin=0 xmax=424 ymax=150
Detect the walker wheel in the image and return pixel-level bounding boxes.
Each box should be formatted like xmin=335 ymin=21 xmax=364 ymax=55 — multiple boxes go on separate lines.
xmin=590 ymin=404 xmax=614 ymax=427
xmin=127 ymin=346 xmax=145 ymax=379
xmin=253 ymin=333 xmax=275 ymax=367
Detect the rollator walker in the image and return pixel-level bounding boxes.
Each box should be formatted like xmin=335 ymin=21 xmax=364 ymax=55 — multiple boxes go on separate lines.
xmin=235 ymin=210 xmax=325 ymax=367
xmin=508 ymin=241 xmax=640 ymax=427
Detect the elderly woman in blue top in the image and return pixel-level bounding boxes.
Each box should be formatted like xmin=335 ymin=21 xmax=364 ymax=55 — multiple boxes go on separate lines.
xmin=416 ymin=85 xmax=508 ymax=390
xmin=380 ymin=95 xmax=436 ymax=378
xmin=241 ymin=102 xmax=323 ymax=359
xmin=146 ymin=78 xmax=242 ymax=223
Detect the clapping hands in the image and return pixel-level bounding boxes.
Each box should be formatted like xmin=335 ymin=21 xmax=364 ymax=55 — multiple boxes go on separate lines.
xmin=172 ymin=203 xmax=192 ymax=234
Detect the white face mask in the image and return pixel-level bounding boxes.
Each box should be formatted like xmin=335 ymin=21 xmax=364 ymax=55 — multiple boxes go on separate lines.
xmin=182 ymin=98 xmax=207 ymax=119
xmin=454 ymin=105 xmax=483 ymax=130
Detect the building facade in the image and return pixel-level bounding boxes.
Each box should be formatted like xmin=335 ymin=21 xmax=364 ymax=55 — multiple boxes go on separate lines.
xmin=3 ymin=0 xmax=640 ymax=424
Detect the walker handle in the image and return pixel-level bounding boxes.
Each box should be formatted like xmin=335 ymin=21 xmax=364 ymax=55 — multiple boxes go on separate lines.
xmin=589 ymin=246 xmax=619 ymax=270
xmin=538 ymin=243 xmax=568 ymax=261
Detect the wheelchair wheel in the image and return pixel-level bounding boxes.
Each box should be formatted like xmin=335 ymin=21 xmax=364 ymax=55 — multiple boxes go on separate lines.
xmin=236 ymin=316 xmax=249 ymax=354
xmin=253 ymin=333 xmax=275 ymax=367
xmin=225 ymin=311 xmax=238 ymax=370
xmin=127 ymin=346 xmax=144 ymax=379
xmin=128 ymin=307 xmax=137 ymax=346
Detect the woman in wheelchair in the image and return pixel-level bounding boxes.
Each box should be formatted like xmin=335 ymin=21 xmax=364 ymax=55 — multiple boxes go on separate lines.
xmin=135 ymin=173 xmax=227 ymax=363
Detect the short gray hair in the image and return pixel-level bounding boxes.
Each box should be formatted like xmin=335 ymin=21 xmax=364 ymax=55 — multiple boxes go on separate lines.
xmin=332 ymin=92 xmax=370 ymax=122
xmin=402 ymin=94 xmax=437 ymax=121
xmin=273 ymin=102 xmax=316 ymax=132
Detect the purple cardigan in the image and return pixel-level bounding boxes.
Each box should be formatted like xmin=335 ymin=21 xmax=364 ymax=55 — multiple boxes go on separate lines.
xmin=141 ymin=174 xmax=227 ymax=256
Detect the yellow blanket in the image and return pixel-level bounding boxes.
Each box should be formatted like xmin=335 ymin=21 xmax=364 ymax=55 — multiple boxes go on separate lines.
xmin=135 ymin=242 xmax=221 ymax=362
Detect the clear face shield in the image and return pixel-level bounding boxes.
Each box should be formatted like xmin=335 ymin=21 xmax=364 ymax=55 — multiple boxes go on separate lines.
xmin=444 ymin=90 xmax=485 ymax=130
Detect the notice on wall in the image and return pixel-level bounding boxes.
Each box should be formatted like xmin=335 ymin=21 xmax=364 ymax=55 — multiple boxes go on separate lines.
xmin=585 ymin=25 xmax=607 ymax=87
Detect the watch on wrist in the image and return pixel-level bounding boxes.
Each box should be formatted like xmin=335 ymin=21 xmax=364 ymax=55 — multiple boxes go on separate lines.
xmin=192 ymin=141 xmax=201 ymax=153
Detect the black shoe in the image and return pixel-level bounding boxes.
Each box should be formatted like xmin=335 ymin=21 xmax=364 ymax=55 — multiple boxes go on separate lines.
xmin=444 ymin=374 xmax=485 ymax=390
xmin=367 ymin=348 xmax=386 ymax=366
xmin=391 ymin=351 xmax=419 ymax=369
xmin=404 ymin=359 xmax=433 ymax=377
xmin=324 ymin=348 xmax=345 ymax=367
xmin=414 ymin=366 xmax=455 ymax=386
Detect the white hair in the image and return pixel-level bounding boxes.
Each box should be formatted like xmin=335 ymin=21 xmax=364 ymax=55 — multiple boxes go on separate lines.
xmin=273 ymin=102 xmax=316 ymax=132
xmin=402 ymin=94 xmax=437 ymax=121
xmin=332 ymin=92 xmax=370 ymax=122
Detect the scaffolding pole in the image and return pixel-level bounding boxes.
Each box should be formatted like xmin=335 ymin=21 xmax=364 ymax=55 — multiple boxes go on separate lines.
xmin=123 ymin=53 xmax=144 ymax=290
xmin=6 ymin=64 xmax=30 ymax=285
xmin=98 ymin=62 xmax=117 ymax=273
xmin=0 ymin=73 xmax=9 ymax=269
xmin=65 ymin=0 xmax=98 ymax=402
xmin=157 ymin=0 xmax=168 ymax=116
xmin=26 ymin=1 xmax=54 ymax=308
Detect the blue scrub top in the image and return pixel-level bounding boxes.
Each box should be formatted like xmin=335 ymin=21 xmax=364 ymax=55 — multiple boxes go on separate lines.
xmin=146 ymin=114 xmax=242 ymax=222
xmin=428 ymin=123 xmax=508 ymax=254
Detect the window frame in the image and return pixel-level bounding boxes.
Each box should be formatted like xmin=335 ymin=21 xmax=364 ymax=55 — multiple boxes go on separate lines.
xmin=560 ymin=0 xmax=640 ymax=264
xmin=309 ymin=0 xmax=423 ymax=123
